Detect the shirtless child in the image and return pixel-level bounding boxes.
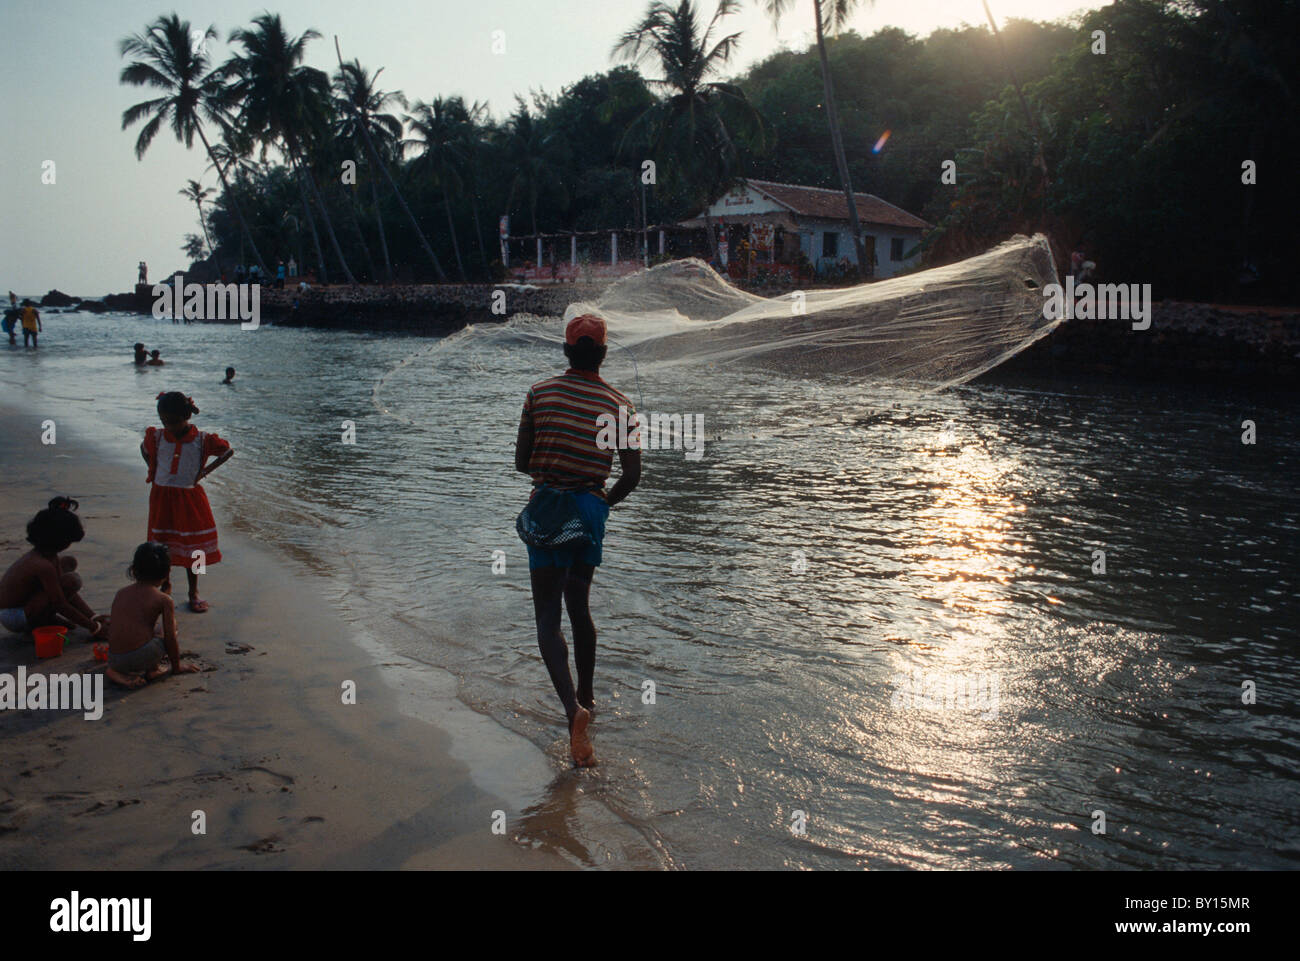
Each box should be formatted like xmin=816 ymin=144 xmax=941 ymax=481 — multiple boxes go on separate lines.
xmin=0 ymin=500 xmax=107 ymax=638
xmin=106 ymin=542 xmax=199 ymax=689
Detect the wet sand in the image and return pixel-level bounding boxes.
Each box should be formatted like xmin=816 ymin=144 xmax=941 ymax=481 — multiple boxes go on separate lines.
xmin=0 ymin=406 xmax=577 ymax=869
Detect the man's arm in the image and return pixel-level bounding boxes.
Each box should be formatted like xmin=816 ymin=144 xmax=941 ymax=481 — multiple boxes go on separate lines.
xmin=515 ymin=411 xmax=534 ymax=474
xmin=605 ymin=448 xmax=641 ymax=508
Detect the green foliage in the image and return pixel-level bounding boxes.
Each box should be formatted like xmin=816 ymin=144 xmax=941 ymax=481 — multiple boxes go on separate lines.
xmin=124 ymin=1 xmax=1299 ymax=297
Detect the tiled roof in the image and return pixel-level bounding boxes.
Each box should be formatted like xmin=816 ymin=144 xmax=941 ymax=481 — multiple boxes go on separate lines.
xmin=744 ymin=179 xmax=929 ymax=230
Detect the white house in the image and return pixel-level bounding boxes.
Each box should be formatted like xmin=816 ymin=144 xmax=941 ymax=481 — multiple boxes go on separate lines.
xmin=681 ymin=178 xmax=929 ymax=279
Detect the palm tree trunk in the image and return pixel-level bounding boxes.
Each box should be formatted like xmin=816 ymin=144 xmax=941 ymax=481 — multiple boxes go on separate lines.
xmin=371 ymin=176 xmax=395 ymax=284
xmin=471 ymin=193 xmax=489 ymax=276
xmin=443 ymin=185 xmax=467 ymax=281
xmin=194 ymin=201 xmax=214 ymax=257
xmin=294 ymin=145 xmax=358 ymax=284
xmin=332 ymin=36 xmax=444 ymax=281
xmin=813 ymin=0 xmax=868 ymax=278
xmin=346 ymin=187 xmax=379 ymax=282
xmin=196 ymin=125 xmax=268 ymax=275
xmin=294 ymin=166 xmax=329 ymax=285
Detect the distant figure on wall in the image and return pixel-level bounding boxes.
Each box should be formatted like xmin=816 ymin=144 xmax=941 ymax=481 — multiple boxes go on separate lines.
xmin=276 ymin=261 xmax=286 ymax=289
xmin=138 ymin=262 xmax=148 ymax=285
xmin=287 ymin=257 xmax=297 ymax=278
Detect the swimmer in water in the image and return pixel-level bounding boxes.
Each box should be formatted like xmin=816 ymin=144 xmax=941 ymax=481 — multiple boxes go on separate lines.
xmin=221 ymin=367 xmax=235 ymax=384
xmin=146 ymin=349 xmax=164 ymax=366
xmin=134 ymin=343 xmax=148 ymax=365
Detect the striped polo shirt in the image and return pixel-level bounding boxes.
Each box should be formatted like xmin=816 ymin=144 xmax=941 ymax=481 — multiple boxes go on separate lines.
xmin=521 ymin=368 xmax=637 ymax=489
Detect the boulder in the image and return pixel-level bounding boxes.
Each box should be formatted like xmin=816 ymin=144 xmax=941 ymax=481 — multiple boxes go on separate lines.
xmin=76 ymin=299 xmax=110 ymax=314
xmin=40 ymin=289 xmax=77 ymax=307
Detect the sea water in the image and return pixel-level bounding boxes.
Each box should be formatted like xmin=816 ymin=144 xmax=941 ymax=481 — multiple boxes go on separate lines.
xmin=4 ymin=310 xmax=1298 ymax=869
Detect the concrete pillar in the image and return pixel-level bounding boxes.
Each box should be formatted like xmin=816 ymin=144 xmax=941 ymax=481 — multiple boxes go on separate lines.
xmin=611 ymin=232 xmax=618 ymax=265
xmin=571 ymin=235 xmax=577 ymax=266
xmin=659 ymin=229 xmax=665 ymax=255
xmin=536 ymin=237 xmax=543 ymax=269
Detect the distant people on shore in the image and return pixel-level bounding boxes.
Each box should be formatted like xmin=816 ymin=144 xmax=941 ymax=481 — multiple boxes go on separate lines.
xmin=146 ymin=349 xmax=164 ymax=366
xmin=514 ymin=313 xmax=641 ymax=768
xmin=134 ymin=343 xmax=148 ymax=364
xmin=235 ymin=264 xmax=245 ymax=285
xmin=287 ymin=257 xmax=297 ymax=278
xmin=249 ymin=264 xmax=261 ymax=285
xmin=141 ymin=391 xmax=234 ymax=613
xmin=221 ymin=367 xmax=236 ymax=384
xmin=0 ymin=498 xmax=108 ymax=639
xmin=7 ymin=291 xmax=15 ymax=309
xmin=105 ymin=542 xmax=199 ymax=688
xmin=20 ymin=300 xmax=41 ymax=348
xmin=2 ymin=309 xmax=15 ymax=345
xmin=138 ymin=261 xmax=148 ymax=285
xmin=276 ymin=260 xmax=286 ymax=289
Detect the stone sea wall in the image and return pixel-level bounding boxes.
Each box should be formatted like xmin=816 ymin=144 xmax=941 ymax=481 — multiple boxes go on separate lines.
xmin=982 ymin=302 xmax=1300 ymax=389
xmin=259 ymin=282 xmax=607 ymax=332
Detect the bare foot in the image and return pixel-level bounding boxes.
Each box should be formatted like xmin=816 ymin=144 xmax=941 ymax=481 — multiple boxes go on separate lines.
xmin=107 ymin=668 xmax=146 ymax=689
xmin=145 ymin=662 xmax=172 ymax=681
xmin=187 ymin=597 xmax=210 ymax=613
xmin=175 ymin=663 xmax=201 ymax=674
xmin=577 ymin=692 xmax=595 ymax=718
xmin=569 ymin=707 xmax=596 ymax=768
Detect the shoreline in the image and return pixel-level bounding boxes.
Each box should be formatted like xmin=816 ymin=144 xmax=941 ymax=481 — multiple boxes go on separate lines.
xmin=0 ymin=405 xmax=649 ymax=869
xmin=38 ymin=280 xmax=1300 ymax=388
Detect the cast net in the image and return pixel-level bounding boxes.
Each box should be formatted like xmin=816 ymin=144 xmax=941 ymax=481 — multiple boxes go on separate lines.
xmin=561 ymin=233 xmax=1061 ymax=387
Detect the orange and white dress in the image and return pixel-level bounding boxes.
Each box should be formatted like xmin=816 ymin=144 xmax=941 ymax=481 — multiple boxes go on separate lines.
xmin=143 ymin=425 xmax=229 ymax=567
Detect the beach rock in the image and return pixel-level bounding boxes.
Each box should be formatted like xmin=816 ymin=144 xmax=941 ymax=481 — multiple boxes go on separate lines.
xmin=40 ymin=289 xmax=77 ymax=307
xmin=76 ymin=299 xmax=110 ymax=314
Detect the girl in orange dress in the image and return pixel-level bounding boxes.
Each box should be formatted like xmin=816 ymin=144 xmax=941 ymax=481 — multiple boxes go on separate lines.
xmin=140 ymin=392 xmax=234 ymax=612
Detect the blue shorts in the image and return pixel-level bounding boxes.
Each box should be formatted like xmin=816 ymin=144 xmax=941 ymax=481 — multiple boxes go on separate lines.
xmin=526 ymin=491 xmax=610 ymax=571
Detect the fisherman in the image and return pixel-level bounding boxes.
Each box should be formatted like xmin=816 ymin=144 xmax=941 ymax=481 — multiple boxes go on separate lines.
xmin=514 ymin=313 xmax=641 ymax=767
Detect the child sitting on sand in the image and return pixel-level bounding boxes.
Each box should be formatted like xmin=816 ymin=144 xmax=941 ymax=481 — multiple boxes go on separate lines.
xmin=106 ymin=542 xmax=198 ymax=688
xmin=140 ymin=392 xmax=234 ymax=612
xmin=0 ymin=498 xmax=108 ymax=638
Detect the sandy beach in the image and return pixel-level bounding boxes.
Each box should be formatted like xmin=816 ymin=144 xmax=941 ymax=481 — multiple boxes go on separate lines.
xmin=0 ymin=405 xmax=595 ymax=870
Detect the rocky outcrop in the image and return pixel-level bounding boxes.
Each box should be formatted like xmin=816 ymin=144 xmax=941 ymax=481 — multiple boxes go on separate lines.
xmin=40 ymin=289 xmax=78 ymax=307
xmin=74 ymin=299 xmax=110 ymax=314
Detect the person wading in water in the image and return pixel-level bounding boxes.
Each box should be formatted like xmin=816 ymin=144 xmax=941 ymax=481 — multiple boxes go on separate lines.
xmin=515 ymin=313 xmax=641 ymax=767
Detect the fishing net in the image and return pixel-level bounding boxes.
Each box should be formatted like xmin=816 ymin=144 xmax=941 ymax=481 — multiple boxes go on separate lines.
xmin=563 ymin=233 xmax=1061 ymax=387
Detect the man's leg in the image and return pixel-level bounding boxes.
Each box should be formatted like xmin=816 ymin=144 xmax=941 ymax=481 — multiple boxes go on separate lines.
xmin=564 ymin=562 xmax=597 ymax=713
xmin=529 ymin=565 xmax=578 ymax=722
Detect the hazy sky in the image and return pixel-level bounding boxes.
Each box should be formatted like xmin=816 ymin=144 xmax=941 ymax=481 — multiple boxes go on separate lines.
xmin=0 ymin=0 xmax=1105 ymax=295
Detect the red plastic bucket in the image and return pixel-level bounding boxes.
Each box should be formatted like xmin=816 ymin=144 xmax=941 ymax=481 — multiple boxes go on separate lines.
xmin=33 ymin=626 xmax=67 ymax=659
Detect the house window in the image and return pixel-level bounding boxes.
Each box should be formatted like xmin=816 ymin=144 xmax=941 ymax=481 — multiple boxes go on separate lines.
xmin=891 ymin=237 xmax=906 ymax=262
xmin=822 ymin=231 xmax=839 ymax=258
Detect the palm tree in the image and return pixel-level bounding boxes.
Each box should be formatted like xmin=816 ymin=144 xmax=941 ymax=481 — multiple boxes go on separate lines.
xmin=405 ymin=97 xmax=473 ymax=281
xmin=761 ymin=0 xmax=872 ymax=275
xmin=179 ymin=179 xmax=215 ymax=256
xmin=613 ymin=1 xmax=766 ymax=217
xmin=119 ymin=13 xmax=268 ymax=274
xmin=500 ymin=100 xmax=568 ymax=237
xmin=226 ymin=13 xmax=357 ymax=284
xmin=331 ymin=41 xmax=446 ymax=282
xmin=333 ymin=59 xmax=406 ymax=284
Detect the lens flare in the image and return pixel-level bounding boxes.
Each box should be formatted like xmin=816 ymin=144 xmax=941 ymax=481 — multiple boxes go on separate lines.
xmin=873 ymin=129 xmax=892 ymax=154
